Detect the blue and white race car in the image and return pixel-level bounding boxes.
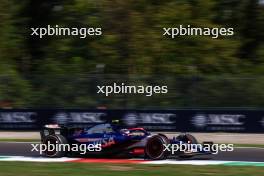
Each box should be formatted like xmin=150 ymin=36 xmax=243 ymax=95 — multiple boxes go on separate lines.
xmin=40 ymin=122 xmax=213 ymax=160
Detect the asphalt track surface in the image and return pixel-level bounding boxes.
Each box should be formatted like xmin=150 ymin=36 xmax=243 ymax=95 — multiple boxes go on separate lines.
xmin=0 ymin=142 xmax=263 ymax=162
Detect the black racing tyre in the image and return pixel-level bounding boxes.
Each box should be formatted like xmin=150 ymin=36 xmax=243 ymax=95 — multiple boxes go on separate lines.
xmin=176 ymin=133 xmax=198 ymax=144
xmin=176 ymin=133 xmax=198 ymax=159
xmin=43 ymin=134 xmax=68 ymax=158
xmin=145 ymin=135 xmax=169 ymax=160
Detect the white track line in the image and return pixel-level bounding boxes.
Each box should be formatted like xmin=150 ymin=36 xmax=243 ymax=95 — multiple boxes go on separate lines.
xmin=0 ymin=156 xmax=78 ymax=162
xmin=143 ymin=160 xmax=230 ymax=165
xmin=1 ymin=156 xmax=264 ymax=166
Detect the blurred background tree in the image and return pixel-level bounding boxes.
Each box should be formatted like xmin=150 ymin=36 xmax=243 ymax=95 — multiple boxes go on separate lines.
xmin=0 ymin=0 xmax=264 ymax=108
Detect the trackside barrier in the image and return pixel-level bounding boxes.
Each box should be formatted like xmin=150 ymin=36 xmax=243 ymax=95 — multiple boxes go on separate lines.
xmin=0 ymin=109 xmax=263 ymax=133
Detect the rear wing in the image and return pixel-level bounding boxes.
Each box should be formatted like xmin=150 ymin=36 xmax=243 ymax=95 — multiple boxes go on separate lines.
xmin=40 ymin=124 xmax=84 ymax=142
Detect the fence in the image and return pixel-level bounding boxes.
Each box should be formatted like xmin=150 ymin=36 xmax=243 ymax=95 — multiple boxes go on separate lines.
xmin=0 ymin=109 xmax=263 ymax=133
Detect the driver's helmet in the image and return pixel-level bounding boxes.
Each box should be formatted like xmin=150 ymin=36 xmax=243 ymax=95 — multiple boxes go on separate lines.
xmin=120 ymin=128 xmax=130 ymax=135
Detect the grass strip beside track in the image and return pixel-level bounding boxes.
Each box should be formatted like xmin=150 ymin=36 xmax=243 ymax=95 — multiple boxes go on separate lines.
xmin=0 ymin=162 xmax=263 ymax=176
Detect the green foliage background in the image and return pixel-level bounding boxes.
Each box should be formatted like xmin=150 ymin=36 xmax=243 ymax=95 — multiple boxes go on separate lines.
xmin=0 ymin=0 xmax=264 ymax=108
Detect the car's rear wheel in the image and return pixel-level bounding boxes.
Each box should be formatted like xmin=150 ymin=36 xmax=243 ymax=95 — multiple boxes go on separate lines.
xmin=145 ymin=135 xmax=169 ymax=160
xmin=43 ymin=134 xmax=68 ymax=158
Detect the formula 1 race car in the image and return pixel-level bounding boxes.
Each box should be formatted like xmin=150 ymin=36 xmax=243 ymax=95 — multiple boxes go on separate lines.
xmin=40 ymin=122 xmax=213 ymax=160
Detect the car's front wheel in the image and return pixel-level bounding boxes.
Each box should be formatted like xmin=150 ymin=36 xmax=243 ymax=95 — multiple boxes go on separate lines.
xmin=176 ymin=133 xmax=198 ymax=158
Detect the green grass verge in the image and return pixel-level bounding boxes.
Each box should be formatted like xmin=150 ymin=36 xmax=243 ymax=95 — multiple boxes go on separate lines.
xmin=0 ymin=162 xmax=262 ymax=176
